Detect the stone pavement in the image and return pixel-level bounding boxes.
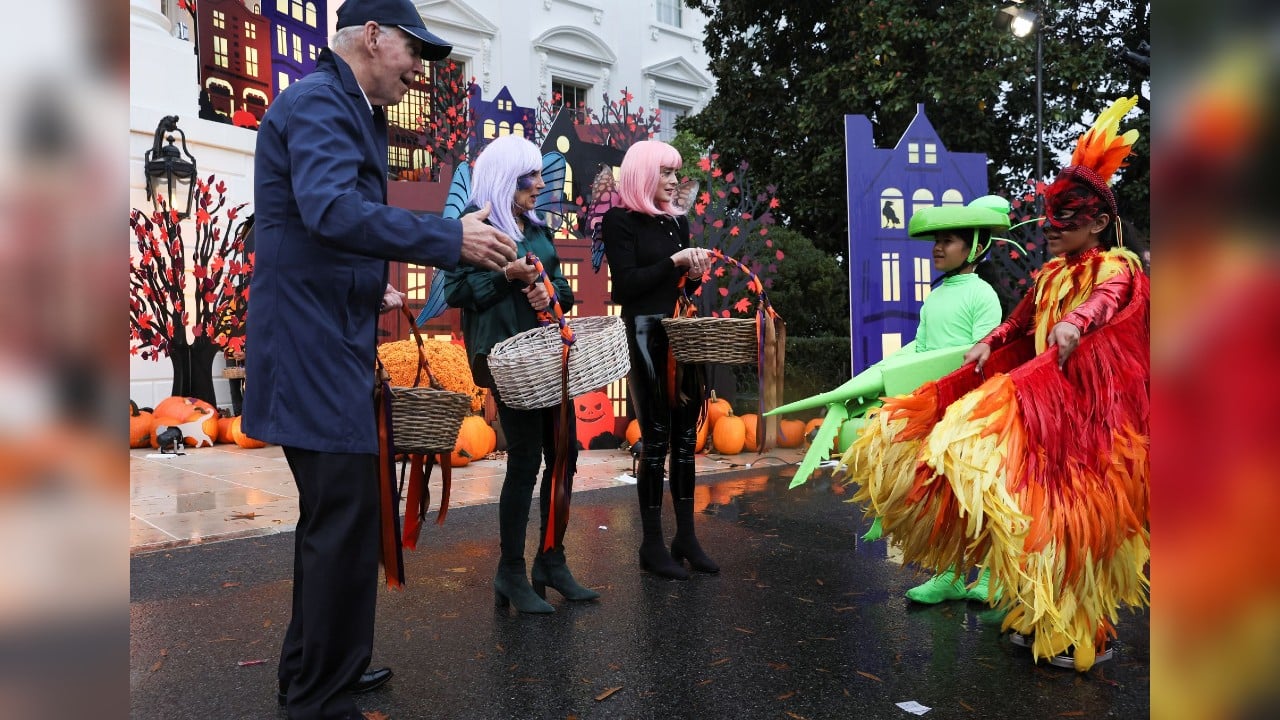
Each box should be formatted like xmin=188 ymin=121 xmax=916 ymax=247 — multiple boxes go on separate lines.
xmin=130 ymin=444 xmax=801 ymax=553
xmin=130 ymin=458 xmax=1150 ymax=719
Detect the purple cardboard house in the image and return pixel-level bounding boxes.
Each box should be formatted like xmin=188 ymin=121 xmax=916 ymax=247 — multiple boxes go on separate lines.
xmin=469 ymin=85 xmax=537 ymax=150
xmin=263 ymin=0 xmax=328 ymax=97
xmin=844 ymin=103 xmax=989 ymax=372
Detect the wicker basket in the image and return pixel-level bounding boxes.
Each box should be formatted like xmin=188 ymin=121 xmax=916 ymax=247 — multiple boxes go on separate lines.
xmin=221 ymin=366 xmax=246 ymax=380
xmin=383 ymin=306 xmax=472 ymax=454
xmin=661 ymin=317 xmax=761 ymax=364
xmin=487 ymin=315 xmax=630 ymax=409
xmin=387 ymin=386 xmax=471 ymax=454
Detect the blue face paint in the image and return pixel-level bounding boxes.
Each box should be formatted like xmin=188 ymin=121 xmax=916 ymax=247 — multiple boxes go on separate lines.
xmin=516 ymin=171 xmax=539 ymax=191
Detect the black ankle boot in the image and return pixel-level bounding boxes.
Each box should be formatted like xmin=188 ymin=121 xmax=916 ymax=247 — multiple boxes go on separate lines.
xmin=493 ymin=560 xmax=554 ymax=614
xmin=639 ymin=539 xmax=689 ymax=580
xmin=638 ymin=506 xmax=688 ymax=580
xmin=532 ymin=550 xmax=600 ymax=601
xmin=670 ymin=535 xmax=720 ymax=573
xmin=672 ymin=499 xmax=719 ymax=573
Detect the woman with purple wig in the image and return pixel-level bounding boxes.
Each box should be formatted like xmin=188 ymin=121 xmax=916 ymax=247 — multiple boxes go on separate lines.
xmin=443 ymin=135 xmax=595 ymax=613
xmin=602 ymin=140 xmax=717 ymax=580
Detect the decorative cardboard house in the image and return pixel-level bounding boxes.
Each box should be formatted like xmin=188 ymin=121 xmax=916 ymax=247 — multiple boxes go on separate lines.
xmin=844 ymin=103 xmax=989 ymax=372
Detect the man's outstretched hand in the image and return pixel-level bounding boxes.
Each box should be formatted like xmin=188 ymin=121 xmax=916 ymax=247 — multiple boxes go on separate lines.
xmin=458 ymin=203 xmax=518 ymax=271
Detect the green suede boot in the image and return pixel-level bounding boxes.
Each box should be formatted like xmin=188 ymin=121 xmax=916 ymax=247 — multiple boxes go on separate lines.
xmin=861 ymin=516 xmax=883 ymax=542
xmin=964 ymin=567 xmax=1001 ymax=603
xmin=494 ymin=559 xmax=554 ymax=614
xmin=904 ymin=568 xmax=969 ymax=603
xmin=532 ymin=549 xmax=600 ymax=601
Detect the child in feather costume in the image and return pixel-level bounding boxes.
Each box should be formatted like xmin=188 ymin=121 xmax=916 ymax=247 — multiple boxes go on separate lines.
xmin=842 ymin=97 xmax=1149 ymax=671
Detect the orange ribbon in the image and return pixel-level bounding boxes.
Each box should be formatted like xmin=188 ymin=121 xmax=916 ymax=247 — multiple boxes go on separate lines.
xmin=524 ymin=253 xmax=576 ymax=552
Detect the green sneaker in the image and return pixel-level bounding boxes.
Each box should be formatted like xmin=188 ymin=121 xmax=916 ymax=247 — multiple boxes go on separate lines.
xmin=964 ymin=567 xmax=1001 ymax=603
xmin=905 ymin=569 xmax=968 ymax=604
xmin=861 ymin=516 xmax=883 ymax=542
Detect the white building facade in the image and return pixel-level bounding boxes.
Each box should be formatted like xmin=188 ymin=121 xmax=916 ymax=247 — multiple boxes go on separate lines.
xmin=129 ymin=0 xmax=715 ymax=409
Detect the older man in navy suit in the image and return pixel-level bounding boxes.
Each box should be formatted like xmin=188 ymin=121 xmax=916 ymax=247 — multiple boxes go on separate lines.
xmin=244 ymin=1 xmax=518 ymax=717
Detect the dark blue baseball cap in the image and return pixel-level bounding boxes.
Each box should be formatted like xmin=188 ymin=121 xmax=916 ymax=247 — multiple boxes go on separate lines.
xmin=336 ymin=0 xmax=453 ymax=60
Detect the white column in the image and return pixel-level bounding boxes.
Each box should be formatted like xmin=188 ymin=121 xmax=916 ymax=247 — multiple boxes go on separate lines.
xmin=130 ymin=0 xmax=199 ymax=120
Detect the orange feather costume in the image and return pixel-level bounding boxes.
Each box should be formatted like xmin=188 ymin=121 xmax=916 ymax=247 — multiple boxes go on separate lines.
xmin=842 ymin=98 xmax=1148 ymax=671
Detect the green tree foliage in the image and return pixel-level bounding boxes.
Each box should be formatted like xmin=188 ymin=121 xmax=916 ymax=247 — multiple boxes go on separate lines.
xmin=763 ymin=226 xmax=849 ymax=337
xmin=683 ymin=0 xmax=1150 ymax=255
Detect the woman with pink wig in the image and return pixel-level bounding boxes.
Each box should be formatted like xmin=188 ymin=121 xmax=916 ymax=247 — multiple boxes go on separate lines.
xmin=601 ymin=140 xmax=716 ymax=580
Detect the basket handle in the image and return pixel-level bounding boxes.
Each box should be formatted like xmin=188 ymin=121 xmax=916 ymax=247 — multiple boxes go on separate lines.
xmin=675 ymin=249 xmax=779 ymax=320
xmin=524 ymin=252 xmax=576 ymax=348
xmin=392 ymin=305 xmax=444 ymax=390
xmin=672 ymin=249 xmax=786 ymax=451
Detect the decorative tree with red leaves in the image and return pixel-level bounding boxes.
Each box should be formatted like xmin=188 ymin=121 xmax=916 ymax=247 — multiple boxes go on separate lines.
xmin=130 ymin=176 xmax=251 ymax=406
xmin=534 ymin=87 xmax=660 ymax=152
xmin=990 ymin=179 xmax=1049 ymax=313
xmin=685 ymin=154 xmax=785 ymax=318
xmin=417 ymin=59 xmax=473 ymax=182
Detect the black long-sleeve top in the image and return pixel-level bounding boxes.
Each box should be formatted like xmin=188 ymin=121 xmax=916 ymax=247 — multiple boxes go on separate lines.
xmin=600 ymin=207 xmax=702 ymax=317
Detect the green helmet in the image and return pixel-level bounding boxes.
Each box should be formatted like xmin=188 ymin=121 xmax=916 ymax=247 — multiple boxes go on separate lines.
xmin=907 ymin=195 xmax=1012 ymax=264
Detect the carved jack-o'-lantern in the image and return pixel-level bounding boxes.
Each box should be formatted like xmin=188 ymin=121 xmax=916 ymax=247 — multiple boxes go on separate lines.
xmin=574 ymin=390 xmax=616 ymax=448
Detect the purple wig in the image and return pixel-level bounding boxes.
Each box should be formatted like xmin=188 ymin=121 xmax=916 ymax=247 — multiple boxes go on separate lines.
xmin=468 ymin=135 xmax=545 ymax=242
xmin=617 ymin=140 xmax=683 ymax=217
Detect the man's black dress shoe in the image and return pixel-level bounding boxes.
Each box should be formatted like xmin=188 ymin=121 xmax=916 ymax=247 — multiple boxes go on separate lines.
xmin=277 ymin=667 xmax=394 ymax=705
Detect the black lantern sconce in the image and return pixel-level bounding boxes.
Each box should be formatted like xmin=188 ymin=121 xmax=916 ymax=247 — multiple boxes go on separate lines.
xmin=144 ymin=115 xmax=199 ymax=220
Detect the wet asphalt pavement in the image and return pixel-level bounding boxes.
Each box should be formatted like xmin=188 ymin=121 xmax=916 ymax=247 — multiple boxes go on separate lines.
xmin=130 ymin=465 xmax=1149 ymax=719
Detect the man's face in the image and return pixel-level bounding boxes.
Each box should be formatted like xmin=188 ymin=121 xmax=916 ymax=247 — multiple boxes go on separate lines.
xmin=368 ymin=26 xmax=424 ymax=106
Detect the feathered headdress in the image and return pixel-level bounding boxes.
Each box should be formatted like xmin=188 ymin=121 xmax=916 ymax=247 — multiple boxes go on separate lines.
xmin=1044 ymin=96 xmax=1141 ymax=225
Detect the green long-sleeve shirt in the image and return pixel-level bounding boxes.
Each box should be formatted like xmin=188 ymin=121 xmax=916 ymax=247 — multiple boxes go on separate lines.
xmin=915 ymin=273 xmax=1002 ymax=351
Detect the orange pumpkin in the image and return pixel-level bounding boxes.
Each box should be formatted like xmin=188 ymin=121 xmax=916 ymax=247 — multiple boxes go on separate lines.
xmin=712 ymin=414 xmax=746 ymax=455
xmin=804 ymin=417 xmax=838 ymax=454
xmin=695 ymin=413 xmax=709 ymax=452
xmin=740 ymin=413 xmax=761 ymax=452
xmin=447 ymin=447 xmax=472 ymax=467
xmin=153 ymin=396 xmax=216 ymax=423
xmin=480 ymin=420 xmax=498 ymax=457
xmin=574 ymin=391 xmax=615 ymax=448
xmin=625 ymin=418 xmax=641 ymax=446
xmin=230 ymin=416 xmax=268 ymax=448
xmin=458 ymin=415 xmax=494 ymax=460
xmin=803 ymin=417 xmax=823 ymax=442
xmin=706 ymin=392 xmax=731 ymax=430
xmin=216 ymin=416 xmax=236 ymax=444
xmin=129 ymin=401 xmax=153 ymax=448
xmin=777 ymin=419 xmax=806 ymax=448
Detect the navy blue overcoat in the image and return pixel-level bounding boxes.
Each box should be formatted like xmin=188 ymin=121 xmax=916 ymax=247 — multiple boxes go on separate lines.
xmin=244 ymin=49 xmax=463 ymax=454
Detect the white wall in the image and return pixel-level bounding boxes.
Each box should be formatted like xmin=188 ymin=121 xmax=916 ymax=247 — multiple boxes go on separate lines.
xmin=130 ymin=0 xmax=258 ymax=409
xmin=129 ymin=0 xmax=714 ymax=410
xmin=418 ymin=0 xmax=715 ymax=118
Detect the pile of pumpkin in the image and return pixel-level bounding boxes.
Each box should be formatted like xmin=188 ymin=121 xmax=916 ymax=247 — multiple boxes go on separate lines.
xmin=624 ymin=392 xmax=818 ymax=455
xmin=129 ymin=396 xmax=268 ymax=449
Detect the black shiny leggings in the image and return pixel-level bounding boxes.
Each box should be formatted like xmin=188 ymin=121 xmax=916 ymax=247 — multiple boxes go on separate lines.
xmin=625 ymin=315 xmax=704 ymax=508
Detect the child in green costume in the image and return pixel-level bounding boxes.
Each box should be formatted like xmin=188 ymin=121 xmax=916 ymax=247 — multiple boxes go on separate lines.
xmin=767 ymin=195 xmax=1009 ymax=603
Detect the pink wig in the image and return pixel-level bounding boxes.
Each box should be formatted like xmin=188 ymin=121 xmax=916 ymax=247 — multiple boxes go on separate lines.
xmin=617 ymin=140 xmax=683 ymax=217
